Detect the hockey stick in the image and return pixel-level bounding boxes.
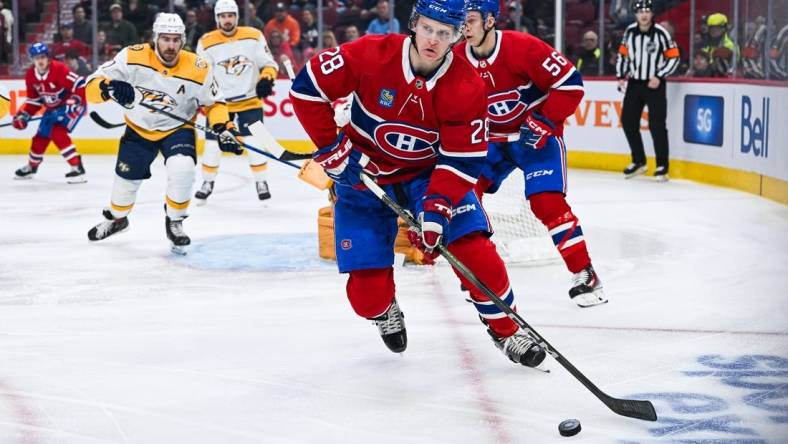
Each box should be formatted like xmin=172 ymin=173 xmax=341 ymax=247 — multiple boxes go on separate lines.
xmin=359 ymin=173 xmax=658 ymax=422
xmin=0 ymin=117 xmax=42 ymax=128
xmin=89 ymin=111 xmax=125 ymax=129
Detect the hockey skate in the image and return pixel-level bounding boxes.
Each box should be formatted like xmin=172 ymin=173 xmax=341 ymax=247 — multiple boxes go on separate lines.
xmin=489 ymin=329 xmax=546 ymax=368
xmin=166 ymin=215 xmax=190 ymax=255
xmin=256 ymin=180 xmax=271 ymax=201
xmin=569 ymin=265 xmax=608 ymax=308
xmin=65 ymin=161 xmax=87 ymax=184
xmin=88 ymin=209 xmax=129 ymax=241
xmin=654 ymin=166 xmax=669 ymax=182
xmin=14 ymin=164 xmax=38 ymax=180
xmin=370 ymin=298 xmax=407 ymax=353
xmin=194 ymin=181 xmax=214 ymax=206
xmin=623 ymin=162 xmax=647 ymax=179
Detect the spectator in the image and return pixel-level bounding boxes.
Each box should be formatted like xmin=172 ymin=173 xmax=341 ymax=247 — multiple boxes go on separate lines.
xmin=52 ymin=22 xmax=91 ymax=60
xmin=344 ymin=25 xmax=360 ymax=43
xmin=106 ymin=3 xmax=139 ymax=48
xmin=72 ymin=5 xmax=93 ymax=44
xmin=267 ymin=29 xmax=297 ymax=79
xmin=366 ymin=0 xmax=400 ymax=35
xmin=300 ymin=8 xmax=319 ymax=49
xmin=685 ymin=48 xmax=714 ymax=77
xmin=322 ymin=30 xmax=339 ymax=49
xmin=125 ymin=0 xmax=155 ymax=38
xmin=184 ymin=9 xmax=205 ymax=52
xmin=576 ymin=30 xmax=601 ymax=76
xmin=64 ymin=49 xmax=92 ymax=77
xmin=0 ymin=0 xmax=12 ymax=63
xmin=701 ymin=13 xmax=737 ymax=77
xmin=610 ymin=0 xmax=636 ymax=29
xmin=264 ymin=2 xmax=301 ymax=48
xmin=247 ymin=3 xmax=265 ymax=32
xmin=96 ymin=30 xmax=120 ymax=62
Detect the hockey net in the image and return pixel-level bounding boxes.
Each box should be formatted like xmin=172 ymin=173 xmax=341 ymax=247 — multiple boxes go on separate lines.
xmin=482 ymin=173 xmax=559 ymax=265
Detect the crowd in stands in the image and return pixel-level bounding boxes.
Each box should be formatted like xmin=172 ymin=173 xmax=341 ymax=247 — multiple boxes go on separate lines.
xmin=0 ymin=0 xmax=786 ymax=81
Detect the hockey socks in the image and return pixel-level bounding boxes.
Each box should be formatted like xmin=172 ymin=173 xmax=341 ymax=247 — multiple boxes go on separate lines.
xmin=448 ymin=233 xmax=519 ymax=338
xmin=529 ymin=192 xmax=591 ymax=273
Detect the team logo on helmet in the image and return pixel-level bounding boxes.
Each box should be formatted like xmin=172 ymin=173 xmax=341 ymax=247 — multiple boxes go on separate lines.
xmin=136 ymin=86 xmax=178 ymax=113
xmin=487 ymin=89 xmax=528 ymax=124
xmin=217 ymin=55 xmax=252 ymax=76
xmin=373 ymin=122 xmax=439 ymax=161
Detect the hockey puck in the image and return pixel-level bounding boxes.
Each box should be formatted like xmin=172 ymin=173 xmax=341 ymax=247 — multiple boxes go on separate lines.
xmin=558 ymin=419 xmax=581 ymax=437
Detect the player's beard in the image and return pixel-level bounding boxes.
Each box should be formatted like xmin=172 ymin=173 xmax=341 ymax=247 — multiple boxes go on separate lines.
xmin=158 ymin=48 xmax=179 ymax=66
xmin=220 ymin=22 xmax=236 ymax=35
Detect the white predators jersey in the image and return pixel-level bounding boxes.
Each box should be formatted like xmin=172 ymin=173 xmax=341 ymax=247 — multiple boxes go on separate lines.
xmin=87 ymin=43 xmax=226 ymax=141
xmin=197 ymin=27 xmax=277 ymax=112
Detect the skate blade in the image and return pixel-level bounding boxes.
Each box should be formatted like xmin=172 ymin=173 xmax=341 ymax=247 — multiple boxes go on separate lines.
xmin=574 ymin=289 xmax=609 ymax=308
xmin=624 ymin=167 xmax=648 ymax=179
xmin=67 ymin=176 xmax=88 ymax=184
xmin=655 ymin=175 xmax=670 ymax=183
xmin=13 ymin=175 xmax=34 ymax=180
xmin=170 ymin=244 xmax=189 ymax=255
xmin=194 ymin=198 xmax=208 ymax=207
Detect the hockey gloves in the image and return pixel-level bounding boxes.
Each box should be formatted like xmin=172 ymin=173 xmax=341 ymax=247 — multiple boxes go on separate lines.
xmin=255 ymin=78 xmax=275 ymax=98
xmin=519 ymin=111 xmax=555 ymax=149
xmin=313 ymin=132 xmax=379 ymax=189
xmin=408 ymin=194 xmax=452 ymax=261
xmin=256 ymin=66 xmax=277 ymax=98
xmin=12 ymin=111 xmax=30 ymax=130
xmin=99 ymin=80 xmax=135 ymax=106
xmin=213 ymin=122 xmax=244 ymax=155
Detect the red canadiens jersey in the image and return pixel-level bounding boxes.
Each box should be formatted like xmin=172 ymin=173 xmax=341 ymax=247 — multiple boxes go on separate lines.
xmin=22 ymin=60 xmax=86 ymax=115
xmin=454 ymin=31 xmax=584 ymax=140
xmin=290 ymin=34 xmax=489 ymax=205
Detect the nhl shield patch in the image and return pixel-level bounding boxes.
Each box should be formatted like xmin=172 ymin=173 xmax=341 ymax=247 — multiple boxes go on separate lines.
xmin=378 ymin=89 xmax=396 ymax=108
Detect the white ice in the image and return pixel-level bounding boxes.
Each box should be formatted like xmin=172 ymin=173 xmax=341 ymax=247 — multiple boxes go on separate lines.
xmin=0 ymin=155 xmax=786 ymax=444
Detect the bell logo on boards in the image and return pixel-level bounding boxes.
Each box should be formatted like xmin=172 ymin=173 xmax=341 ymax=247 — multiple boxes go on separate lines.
xmin=741 ymin=95 xmax=769 ymax=158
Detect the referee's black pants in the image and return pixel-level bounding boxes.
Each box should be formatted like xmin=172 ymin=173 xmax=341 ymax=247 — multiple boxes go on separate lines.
xmin=621 ymin=79 xmax=669 ymax=172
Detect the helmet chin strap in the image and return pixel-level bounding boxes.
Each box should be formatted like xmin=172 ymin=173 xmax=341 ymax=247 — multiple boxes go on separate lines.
xmin=471 ymin=16 xmax=496 ymax=57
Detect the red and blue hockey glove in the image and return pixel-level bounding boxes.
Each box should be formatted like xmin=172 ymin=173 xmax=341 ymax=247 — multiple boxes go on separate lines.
xmin=212 ymin=121 xmax=244 ymax=155
xmin=519 ymin=112 xmax=555 ymax=149
xmin=12 ymin=111 xmax=30 ymax=130
xmin=99 ymin=80 xmax=134 ymax=106
xmin=407 ymin=194 xmax=452 ymax=261
xmin=313 ymin=132 xmax=379 ymax=188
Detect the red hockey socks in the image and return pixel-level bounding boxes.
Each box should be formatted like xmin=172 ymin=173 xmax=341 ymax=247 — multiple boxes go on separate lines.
xmin=529 ymin=192 xmax=591 ymax=273
xmin=448 ymin=233 xmax=519 ymax=338
xmin=346 ymin=267 xmax=396 ymax=319
xmin=51 ymin=125 xmax=81 ymax=166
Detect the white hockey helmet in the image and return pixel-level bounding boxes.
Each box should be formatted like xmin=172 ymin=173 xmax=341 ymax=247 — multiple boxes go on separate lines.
xmin=214 ymin=0 xmax=239 ymax=23
xmin=153 ymin=12 xmax=186 ymax=39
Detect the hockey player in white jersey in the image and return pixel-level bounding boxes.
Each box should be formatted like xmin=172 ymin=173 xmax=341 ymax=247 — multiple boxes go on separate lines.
xmin=193 ymin=0 xmax=279 ymax=203
xmin=84 ymin=13 xmax=242 ymax=254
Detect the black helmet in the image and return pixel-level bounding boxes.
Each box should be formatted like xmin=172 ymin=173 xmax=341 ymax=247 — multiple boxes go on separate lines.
xmin=632 ymin=0 xmax=654 ymax=12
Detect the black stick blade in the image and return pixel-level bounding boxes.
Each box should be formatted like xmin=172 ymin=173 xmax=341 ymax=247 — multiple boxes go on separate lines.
xmin=89 ymin=111 xmax=124 ymax=129
xmin=607 ymin=397 xmax=658 ymax=421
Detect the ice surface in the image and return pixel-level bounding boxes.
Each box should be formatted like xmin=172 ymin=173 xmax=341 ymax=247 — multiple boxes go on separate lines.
xmin=0 ymin=155 xmax=786 ymax=443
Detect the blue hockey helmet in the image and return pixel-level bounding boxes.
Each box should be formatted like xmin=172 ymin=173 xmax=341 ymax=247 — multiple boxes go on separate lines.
xmin=28 ymin=42 xmax=49 ymax=58
xmin=413 ymin=0 xmax=468 ymax=28
xmin=467 ymin=0 xmax=499 ymax=19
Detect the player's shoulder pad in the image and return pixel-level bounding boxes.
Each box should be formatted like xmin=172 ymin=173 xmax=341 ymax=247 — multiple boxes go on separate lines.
xmin=199 ymin=30 xmax=227 ymax=50
xmin=125 ymin=43 xmax=153 ymax=65
xmin=179 ymin=50 xmax=211 ymax=84
xmin=439 ymin=54 xmax=486 ymax=97
xmin=235 ymin=26 xmax=264 ymax=41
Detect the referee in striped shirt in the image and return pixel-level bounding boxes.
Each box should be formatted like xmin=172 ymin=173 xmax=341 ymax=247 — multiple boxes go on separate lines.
xmin=616 ymin=0 xmax=680 ymax=181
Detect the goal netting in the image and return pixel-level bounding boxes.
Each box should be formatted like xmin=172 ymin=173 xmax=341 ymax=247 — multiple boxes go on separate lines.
xmin=482 ymin=172 xmax=559 ymax=264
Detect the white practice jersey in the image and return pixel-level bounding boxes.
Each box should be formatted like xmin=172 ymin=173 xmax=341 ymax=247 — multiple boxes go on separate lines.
xmin=87 ymin=43 xmax=226 ymax=140
xmin=197 ymin=27 xmax=277 ymax=111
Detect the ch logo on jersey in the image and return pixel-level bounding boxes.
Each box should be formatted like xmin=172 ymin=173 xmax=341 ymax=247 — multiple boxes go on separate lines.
xmin=136 ymin=86 xmax=177 ymax=113
xmin=217 ymin=55 xmax=253 ymax=76
xmin=373 ymin=122 xmax=439 ymax=161
xmin=33 ymin=84 xmax=66 ymax=106
xmin=487 ymin=89 xmax=529 ymax=124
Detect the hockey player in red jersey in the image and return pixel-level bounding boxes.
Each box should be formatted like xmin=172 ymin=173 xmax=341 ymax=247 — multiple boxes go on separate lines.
xmin=290 ymin=0 xmax=546 ymax=367
xmin=12 ymin=43 xmax=87 ymax=183
xmin=455 ymin=0 xmax=607 ymax=307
